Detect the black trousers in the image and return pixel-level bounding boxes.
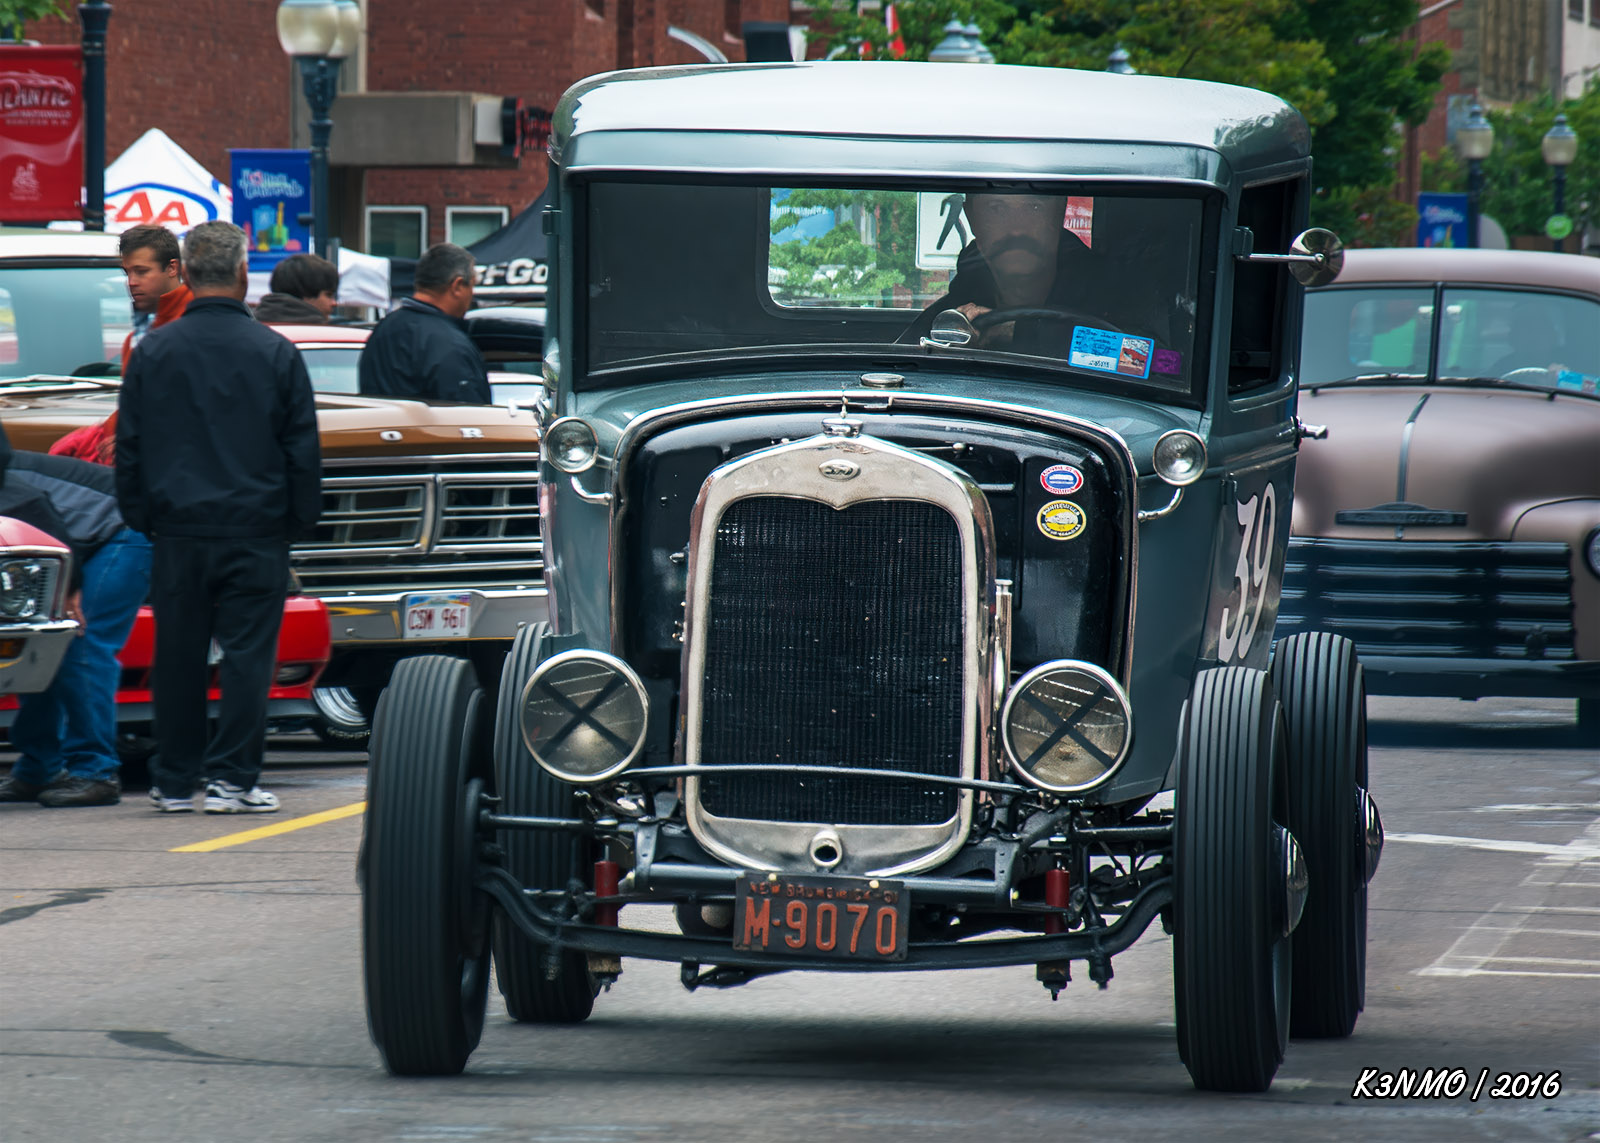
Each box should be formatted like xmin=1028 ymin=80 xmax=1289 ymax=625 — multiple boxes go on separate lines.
xmin=149 ymin=536 xmax=289 ymax=797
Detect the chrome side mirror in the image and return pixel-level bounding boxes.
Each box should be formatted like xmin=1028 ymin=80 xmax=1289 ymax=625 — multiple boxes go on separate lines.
xmin=921 ymin=308 xmax=977 ymax=349
xmin=1235 ymin=227 xmax=1344 ymax=287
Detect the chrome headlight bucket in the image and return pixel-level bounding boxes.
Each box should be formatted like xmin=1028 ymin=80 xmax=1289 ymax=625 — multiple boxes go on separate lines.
xmin=1152 ymin=429 xmax=1207 ymax=487
xmin=1001 ymin=659 xmax=1133 ymax=795
xmin=0 ymin=559 xmax=51 ymax=620
xmin=544 ymin=416 xmax=599 ymax=474
xmin=520 ymin=649 xmax=649 ymax=783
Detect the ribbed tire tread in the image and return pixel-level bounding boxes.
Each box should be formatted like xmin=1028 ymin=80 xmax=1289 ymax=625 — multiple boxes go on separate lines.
xmin=491 ymin=623 xmax=599 ymax=1023
xmin=1273 ymin=631 xmax=1368 ymax=1039
xmin=1174 ymin=667 xmax=1289 ymax=1093
xmin=362 ymin=655 xmax=490 ymax=1076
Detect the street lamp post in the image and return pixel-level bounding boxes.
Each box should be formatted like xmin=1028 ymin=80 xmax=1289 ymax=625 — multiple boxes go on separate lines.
xmin=79 ymin=0 xmax=112 ymax=232
xmin=1106 ymin=44 xmax=1136 ymax=74
xmin=927 ymin=19 xmax=993 ymax=64
xmin=277 ymin=0 xmax=361 ymax=258
xmin=1541 ymin=113 xmax=1579 ymax=254
xmin=1455 ymin=103 xmax=1494 ymax=249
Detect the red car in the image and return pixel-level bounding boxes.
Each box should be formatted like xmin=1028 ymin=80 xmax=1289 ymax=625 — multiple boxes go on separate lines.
xmin=0 ymin=594 xmax=332 ymax=737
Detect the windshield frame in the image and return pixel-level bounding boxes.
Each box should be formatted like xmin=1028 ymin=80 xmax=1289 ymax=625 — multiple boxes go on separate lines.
xmin=570 ymin=172 xmax=1222 ymax=410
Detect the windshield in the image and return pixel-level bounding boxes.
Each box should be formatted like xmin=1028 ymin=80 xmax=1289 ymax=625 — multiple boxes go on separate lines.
xmin=1303 ymin=285 xmax=1600 ymax=396
xmin=582 ymin=182 xmax=1205 ymax=398
xmin=0 ymin=266 xmax=130 ymax=378
xmin=300 ymin=345 xmax=363 ymax=394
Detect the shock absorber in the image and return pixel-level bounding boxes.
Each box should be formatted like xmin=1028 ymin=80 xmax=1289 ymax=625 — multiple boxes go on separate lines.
xmin=1036 ymin=866 xmax=1071 ymax=999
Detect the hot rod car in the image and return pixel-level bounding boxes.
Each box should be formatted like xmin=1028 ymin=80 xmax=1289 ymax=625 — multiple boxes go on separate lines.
xmin=360 ymin=61 xmax=1382 ymax=1094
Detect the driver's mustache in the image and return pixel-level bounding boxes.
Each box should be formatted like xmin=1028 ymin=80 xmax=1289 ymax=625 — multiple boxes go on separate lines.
xmin=982 ymin=235 xmax=1049 ymax=260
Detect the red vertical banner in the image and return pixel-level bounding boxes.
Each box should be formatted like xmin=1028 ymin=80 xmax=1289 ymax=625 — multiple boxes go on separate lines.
xmin=0 ymin=45 xmax=85 ymax=223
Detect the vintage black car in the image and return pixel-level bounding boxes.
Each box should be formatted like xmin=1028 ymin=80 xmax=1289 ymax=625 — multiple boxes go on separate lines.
xmin=359 ymin=61 xmax=1382 ymax=1093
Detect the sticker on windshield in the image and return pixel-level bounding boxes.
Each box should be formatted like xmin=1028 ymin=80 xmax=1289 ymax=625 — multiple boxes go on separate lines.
xmin=1070 ymin=326 xmax=1153 ymax=379
xmin=1040 ymin=464 xmax=1083 ymax=495
xmin=1556 ymin=370 xmax=1595 ymax=392
xmin=1037 ymin=499 xmax=1086 ymax=541
xmin=1153 ymin=348 xmax=1184 ymax=375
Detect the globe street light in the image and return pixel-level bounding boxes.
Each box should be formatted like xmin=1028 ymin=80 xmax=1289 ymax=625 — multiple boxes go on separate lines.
xmin=277 ymin=0 xmax=362 ymax=258
xmin=1541 ymin=113 xmax=1579 ymax=254
xmin=1106 ymin=45 xmax=1136 ymax=74
xmin=1454 ymin=102 xmax=1494 ymax=249
xmin=928 ymin=19 xmax=993 ymax=64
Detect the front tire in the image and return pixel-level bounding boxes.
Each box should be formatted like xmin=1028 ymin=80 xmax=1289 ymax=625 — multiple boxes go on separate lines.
xmin=491 ymin=622 xmax=599 ymax=1023
xmin=1174 ymin=667 xmax=1293 ymax=1093
xmin=311 ymin=686 xmax=371 ymax=750
xmin=1273 ymin=632 xmax=1369 ymax=1039
xmin=361 ymin=656 xmax=492 ymax=1075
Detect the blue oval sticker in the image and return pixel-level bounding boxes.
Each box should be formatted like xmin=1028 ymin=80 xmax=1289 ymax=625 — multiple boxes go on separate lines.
xmin=1040 ymin=464 xmax=1084 ymax=495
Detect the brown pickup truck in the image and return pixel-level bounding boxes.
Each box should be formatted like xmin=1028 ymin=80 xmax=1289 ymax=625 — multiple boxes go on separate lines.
xmin=0 ymin=229 xmax=546 ymax=738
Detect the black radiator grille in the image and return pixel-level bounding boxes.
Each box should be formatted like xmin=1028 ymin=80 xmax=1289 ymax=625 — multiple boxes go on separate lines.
xmin=1278 ymin=538 xmax=1574 ymax=660
xmin=698 ymin=497 xmax=965 ymax=827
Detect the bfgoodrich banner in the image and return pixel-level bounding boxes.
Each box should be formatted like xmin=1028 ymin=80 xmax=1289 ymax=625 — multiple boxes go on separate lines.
xmin=230 ymin=149 xmax=312 ymax=271
xmin=0 ymin=45 xmax=84 ymax=224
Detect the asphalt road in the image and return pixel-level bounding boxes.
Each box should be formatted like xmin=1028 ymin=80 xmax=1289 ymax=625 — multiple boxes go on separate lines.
xmin=1 ymin=695 xmax=1596 ymax=1143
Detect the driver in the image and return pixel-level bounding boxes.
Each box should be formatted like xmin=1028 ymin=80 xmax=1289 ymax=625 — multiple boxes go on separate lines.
xmin=907 ymin=192 xmax=1103 ymax=353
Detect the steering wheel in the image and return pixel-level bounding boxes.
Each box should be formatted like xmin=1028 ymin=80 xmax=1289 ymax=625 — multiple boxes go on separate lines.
xmin=972 ymin=306 xmax=1101 ymax=331
xmin=1500 ymin=366 xmax=1553 ymax=384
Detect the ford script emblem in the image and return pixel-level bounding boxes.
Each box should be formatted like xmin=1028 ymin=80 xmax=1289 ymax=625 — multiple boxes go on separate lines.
xmin=820 ymin=459 xmax=860 ymax=481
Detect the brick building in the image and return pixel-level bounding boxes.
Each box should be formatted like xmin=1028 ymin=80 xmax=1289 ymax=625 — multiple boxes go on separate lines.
xmin=19 ymin=0 xmax=791 ymax=255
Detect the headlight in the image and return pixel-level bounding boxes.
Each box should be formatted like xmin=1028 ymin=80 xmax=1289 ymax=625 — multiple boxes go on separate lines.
xmin=1001 ymin=660 xmax=1133 ymax=795
xmin=1585 ymin=526 xmax=1600 ymax=579
xmin=544 ymin=416 xmax=599 ymax=474
xmin=0 ymin=560 xmax=50 ymax=620
xmin=1152 ymin=429 xmax=1207 ymax=487
xmin=520 ymin=649 xmax=649 ymax=783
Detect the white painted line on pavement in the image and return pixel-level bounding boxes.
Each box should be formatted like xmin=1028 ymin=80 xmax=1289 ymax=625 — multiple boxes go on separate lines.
xmin=1387 ymin=831 xmax=1600 ymax=860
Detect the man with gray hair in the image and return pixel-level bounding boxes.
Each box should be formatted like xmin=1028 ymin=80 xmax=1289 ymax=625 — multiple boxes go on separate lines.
xmin=115 ymin=220 xmax=322 ymax=814
xmin=358 ymin=242 xmax=491 ymax=403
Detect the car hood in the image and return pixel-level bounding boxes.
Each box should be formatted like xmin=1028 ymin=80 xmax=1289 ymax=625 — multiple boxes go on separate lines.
xmin=1293 ymin=385 xmax=1600 ymax=539
xmin=0 ymin=383 xmax=539 ymax=460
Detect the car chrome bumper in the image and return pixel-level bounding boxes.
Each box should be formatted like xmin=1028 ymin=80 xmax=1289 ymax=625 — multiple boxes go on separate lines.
xmin=315 ymin=587 xmax=549 ymax=647
xmin=0 ymin=621 xmax=78 ymax=696
xmin=1360 ymin=655 xmax=1600 ymax=700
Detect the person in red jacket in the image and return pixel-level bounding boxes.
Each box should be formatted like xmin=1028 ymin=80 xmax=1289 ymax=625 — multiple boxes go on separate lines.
xmin=51 ymin=225 xmax=193 ymax=466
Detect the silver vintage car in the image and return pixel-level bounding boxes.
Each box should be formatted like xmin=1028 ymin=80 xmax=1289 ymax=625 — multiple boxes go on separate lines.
xmin=359 ymin=61 xmax=1381 ymax=1093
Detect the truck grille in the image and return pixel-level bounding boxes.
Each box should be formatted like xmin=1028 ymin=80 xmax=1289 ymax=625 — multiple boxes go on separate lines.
xmin=294 ymin=470 xmax=542 ymax=592
xmin=698 ymin=497 xmax=963 ymax=827
xmin=1277 ymin=538 xmax=1575 ymax=660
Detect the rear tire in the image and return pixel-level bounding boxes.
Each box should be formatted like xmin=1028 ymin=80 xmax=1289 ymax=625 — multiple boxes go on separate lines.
xmin=311 ymin=686 xmax=371 ymax=750
xmin=1174 ymin=667 xmax=1292 ymax=1093
xmin=361 ymin=656 xmax=492 ymax=1075
xmin=1273 ymin=632 xmax=1369 ymax=1039
xmin=491 ymin=622 xmax=599 ymax=1023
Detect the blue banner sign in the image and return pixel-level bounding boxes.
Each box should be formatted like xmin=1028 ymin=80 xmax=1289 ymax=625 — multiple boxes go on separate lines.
xmin=1417 ymin=192 xmax=1468 ymax=248
xmin=230 ymin=149 xmax=312 ymax=270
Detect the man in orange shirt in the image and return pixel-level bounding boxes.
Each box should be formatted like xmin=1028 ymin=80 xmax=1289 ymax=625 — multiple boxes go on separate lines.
xmin=51 ymin=225 xmax=193 ymax=465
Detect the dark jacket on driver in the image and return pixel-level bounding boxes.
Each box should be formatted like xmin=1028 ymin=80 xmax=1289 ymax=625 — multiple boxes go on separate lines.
xmin=357 ymin=297 xmax=491 ymax=404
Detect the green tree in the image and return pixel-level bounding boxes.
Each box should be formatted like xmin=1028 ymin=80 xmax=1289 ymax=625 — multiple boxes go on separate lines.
xmin=0 ymin=0 xmax=68 ymax=31
xmin=1420 ymin=82 xmax=1600 ymax=242
xmin=768 ymin=189 xmax=924 ymax=304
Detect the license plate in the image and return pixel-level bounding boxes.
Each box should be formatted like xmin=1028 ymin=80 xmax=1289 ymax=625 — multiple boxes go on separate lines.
xmin=733 ymin=873 xmax=908 ymax=961
xmin=403 ymin=592 xmax=473 ymax=639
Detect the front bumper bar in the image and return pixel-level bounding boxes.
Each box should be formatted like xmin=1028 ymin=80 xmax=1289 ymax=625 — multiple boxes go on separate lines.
xmin=0 ymin=620 xmax=79 ymax=695
xmin=478 ymin=864 xmax=1171 ymax=973
xmin=316 ymin=586 xmax=548 ymax=648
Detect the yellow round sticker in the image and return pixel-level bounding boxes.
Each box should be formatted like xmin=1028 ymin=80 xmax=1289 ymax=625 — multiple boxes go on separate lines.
xmin=1037 ymin=499 xmax=1086 ymax=541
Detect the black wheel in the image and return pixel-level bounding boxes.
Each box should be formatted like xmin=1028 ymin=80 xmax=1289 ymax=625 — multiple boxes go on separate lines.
xmin=1272 ymin=632 xmax=1369 ymax=1039
xmin=361 ymin=655 xmax=493 ymax=1075
xmin=311 ymin=686 xmax=371 ymax=750
xmin=491 ymin=622 xmax=599 ymax=1023
xmin=1174 ymin=667 xmax=1293 ymax=1093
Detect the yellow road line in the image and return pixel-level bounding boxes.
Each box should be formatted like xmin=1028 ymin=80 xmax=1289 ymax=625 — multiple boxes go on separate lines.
xmin=170 ymin=801 xmax=366 ymax=853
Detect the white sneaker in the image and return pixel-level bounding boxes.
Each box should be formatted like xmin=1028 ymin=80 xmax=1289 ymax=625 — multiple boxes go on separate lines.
xmin=150 ymin=787 xmax=196 ymax=813
xmin=203 ymin=781 xmax=280 ymax=814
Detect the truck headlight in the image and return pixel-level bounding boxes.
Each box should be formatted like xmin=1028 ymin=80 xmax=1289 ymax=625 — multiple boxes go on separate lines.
xmin=520 ymin=649 xmax=649 ymax=783
xmin=544 ymin=417 xmax=599 ymax=474
xmin=0 ymin=560 xmax=48 ymax=620
xmin=1001 ymin=660 xmax=1133 ymax=795
xmin=1152 ymin=429 xmax=1206 ymax=486
xmin=1585 ymin=526 xmax=1600 ymax=579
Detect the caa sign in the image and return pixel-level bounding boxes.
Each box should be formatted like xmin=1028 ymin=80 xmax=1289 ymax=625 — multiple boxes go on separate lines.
xmin=107 ymin=183 xmax=225 ymax=235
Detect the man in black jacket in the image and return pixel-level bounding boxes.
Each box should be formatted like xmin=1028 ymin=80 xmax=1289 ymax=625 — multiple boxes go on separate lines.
xmin=0 ymin=426 xmax=151 ymax=808
xmin=116 ymin=220 xmax=322 ymax=814
xmin=358 ymin=243 xmax=491 ymax=403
